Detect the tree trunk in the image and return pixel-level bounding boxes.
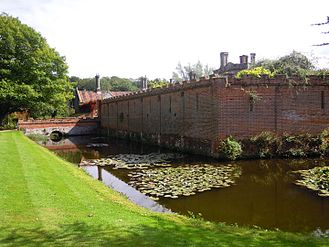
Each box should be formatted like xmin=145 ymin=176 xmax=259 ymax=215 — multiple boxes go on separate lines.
xmin=0 ymin=105 xmax=10 ymax=127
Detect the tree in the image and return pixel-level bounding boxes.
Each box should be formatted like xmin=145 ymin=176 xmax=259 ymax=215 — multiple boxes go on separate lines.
xmin=73 ymin=77 xmax=95 ymax=90
xmin=172 ymin=61 xmax=214 ymax=82
xmin=0 ymin=14 xmax=73 ymax=124
xmin=73 ymin=76 xmax=139 ymax=92
xmin=107 ymin=76 xmax=139 ymax=91
xmin=253 ymin=51 xmax=315 ymax=77
xmin=312 ymin=16 xmax=329 ymax=46
xmin=69 ymin=76 xmax=81 ymax=83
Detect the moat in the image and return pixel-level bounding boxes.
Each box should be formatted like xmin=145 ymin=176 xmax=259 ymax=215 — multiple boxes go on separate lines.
xmin=42 ymin=135 xmax=329 ymax=233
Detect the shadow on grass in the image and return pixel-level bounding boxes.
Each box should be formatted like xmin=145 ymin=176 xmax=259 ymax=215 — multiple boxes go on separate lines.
xmin=0 ymin=216 xmax=326 ymax=247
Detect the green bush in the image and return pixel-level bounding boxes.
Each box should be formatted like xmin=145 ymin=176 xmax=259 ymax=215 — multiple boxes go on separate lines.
xmin=250 ymin=131 xmax=278 ymax=158
xmin=219 ymin=137 xmax=242 ymax=160
xmin=319 ymin=128 xmax=329 ymax=155
xmin=238 ymin=129 xmax=329 ymax=159
xmin=236 ymin=66 xmax=274 ymax=79
xmin=278 ymin=133 xmax=321 ymax=157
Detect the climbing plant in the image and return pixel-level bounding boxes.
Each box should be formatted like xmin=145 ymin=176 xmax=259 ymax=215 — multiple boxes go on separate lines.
xmin=246 ymin=90 xmax=262 ymax=104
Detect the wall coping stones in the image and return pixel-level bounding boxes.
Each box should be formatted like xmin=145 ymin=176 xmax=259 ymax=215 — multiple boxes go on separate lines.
xmin=102 ymin=75 xmax=329 ymax=104
xmin=18 ymin=117 xmax=100 ymax=125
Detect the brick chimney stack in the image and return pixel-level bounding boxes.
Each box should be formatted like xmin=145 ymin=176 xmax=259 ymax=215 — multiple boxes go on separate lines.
xmin=250 ymin=53 xmax=256 ymax=65
xmin=220 ymin=52 xmax=228 ymax=68
xmin=142 ymin=76 xmax=148 ymax=90
xmin=239 ymin=55 xmax=248 ymax=65
xmin=95 ymin=74 xmax=101 ymax=94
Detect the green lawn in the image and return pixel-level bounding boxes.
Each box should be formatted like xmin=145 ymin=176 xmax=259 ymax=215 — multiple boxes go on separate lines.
xmin=0 ymin=131 xmax=328 ymax=246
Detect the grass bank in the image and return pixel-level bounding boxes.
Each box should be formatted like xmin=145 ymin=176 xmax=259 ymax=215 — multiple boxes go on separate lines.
xmin=0 ymin=131 xmax=328 ymax=246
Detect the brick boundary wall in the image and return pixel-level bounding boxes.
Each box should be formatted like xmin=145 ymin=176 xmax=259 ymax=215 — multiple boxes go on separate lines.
xmin=18 ymin=117 xmax=100 ymax=136
xmin=100 ymin=75 xmax=329 ymax=157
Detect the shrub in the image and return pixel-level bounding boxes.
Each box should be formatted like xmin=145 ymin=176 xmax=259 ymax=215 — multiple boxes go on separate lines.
xmin=319 ymin=128 xmax=329 ymax=155
xmin=250 ymin=131 xmax=278 ymax=158
xmin=219 ymin=137 xmax=242 ymax=160
xmin=241 ymin=129 xmax=329 ymax=159
xmin=278 ymin=133 xmax=321 ymax=157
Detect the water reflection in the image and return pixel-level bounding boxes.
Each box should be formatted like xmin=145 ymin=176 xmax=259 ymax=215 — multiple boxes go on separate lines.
xmin=42 ymin=135 xmax=329 ymax=233
xmin=83 ymin=166 xmax=170 ymax=213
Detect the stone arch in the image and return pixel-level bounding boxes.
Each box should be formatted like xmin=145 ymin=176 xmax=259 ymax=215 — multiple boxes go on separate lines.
xmin=49 ymin=130 xmax=63 ymax=142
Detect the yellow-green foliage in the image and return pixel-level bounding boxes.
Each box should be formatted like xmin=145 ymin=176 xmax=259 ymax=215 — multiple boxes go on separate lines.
xmin=148 ymin=80 xmax=169 ymax=89
xmin=236 ymin=66 xmax=274 ymax=78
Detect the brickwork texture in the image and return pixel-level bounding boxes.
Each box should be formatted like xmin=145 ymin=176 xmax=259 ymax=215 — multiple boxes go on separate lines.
xmin=100 ymin=75 xmax=329 ymax=157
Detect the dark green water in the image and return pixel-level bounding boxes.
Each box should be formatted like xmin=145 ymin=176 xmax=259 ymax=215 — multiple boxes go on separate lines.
xmin=44 ymin=136 xmax=329 ymax=233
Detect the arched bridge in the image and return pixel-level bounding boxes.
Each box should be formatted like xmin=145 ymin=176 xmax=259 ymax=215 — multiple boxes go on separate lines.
xmin=18 ymin=118 xmax=100 ymax=137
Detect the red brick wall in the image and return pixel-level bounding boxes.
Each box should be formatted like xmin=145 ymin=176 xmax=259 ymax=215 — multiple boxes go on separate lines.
xmin=18 ymin=118 xmax=100 ymax=136
xmin=100 ymin=76 xmax=329 ymax=156
xmin=216 ymin=85 xmax=278 ymax=138
xmin=128 ymin=98 xmax=143 ymax=133
xmin=277 ymin=86 xmax=329 ymax=134
xmin=143 ymin=95 xmax=161 ymax=134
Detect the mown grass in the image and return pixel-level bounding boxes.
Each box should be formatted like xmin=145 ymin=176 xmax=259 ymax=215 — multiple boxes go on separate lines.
xmin=0 ymin=131 xmax=328 ymax=246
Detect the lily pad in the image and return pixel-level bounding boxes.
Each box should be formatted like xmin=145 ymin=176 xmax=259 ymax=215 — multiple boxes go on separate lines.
xmin=80 ymin=153 xmax=184 ymax=169
xmin=127 ymin=164 xmax=241 ymax=199
xmin=293 ymin=166 xmax=329 ymax=197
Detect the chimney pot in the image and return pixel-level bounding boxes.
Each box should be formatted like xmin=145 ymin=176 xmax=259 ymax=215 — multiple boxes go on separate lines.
xmin=250 ymin=53 xmax=256 ymax=65
xmin=95 ymin=74 xmax=101 ymax=93
xmin=220 ymin=52 xmax=228 ymax=68
xmin=142 ymin=76 xmax=148 ymax=90
xmin=239 ymin=55 xmax=248 ymax=65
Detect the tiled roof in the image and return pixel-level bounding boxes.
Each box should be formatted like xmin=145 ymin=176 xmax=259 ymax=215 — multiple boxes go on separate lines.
xmin=76 ymin=89 xmax=130 ymax=105
xmin=77 ymin=90 xmax=102 ymax=105
xmin=213 ymin=62 xmax=249 ymax=75
xmin=108 ymin=91 xmax=130 ymax=97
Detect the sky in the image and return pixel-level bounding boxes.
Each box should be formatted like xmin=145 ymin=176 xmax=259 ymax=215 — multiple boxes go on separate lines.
xmin=1 ymin=0 xmax=329 ymax=79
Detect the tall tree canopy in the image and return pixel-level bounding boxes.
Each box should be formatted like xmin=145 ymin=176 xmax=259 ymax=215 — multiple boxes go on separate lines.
xmin=253 ymin=51 xmax=315 ymax=77
xmin=172 ymin=61 xmax=214 ymax=82
xmin=71 ymin=76 xmax=139 ymax=92
xmin=0 ymin=14 xmax=73 ymax=124
xmin=105 ymin=76 xmax=139 ymax=91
